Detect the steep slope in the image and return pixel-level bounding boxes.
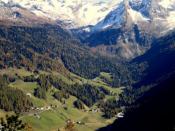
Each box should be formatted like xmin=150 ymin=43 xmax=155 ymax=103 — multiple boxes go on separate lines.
xmin=98 ymin=73 xmax=175 ymax=131
xmin=75 ymin=0 xmax=175 ymax=59
xmin=93 ymin=0 xmax=175 ymax=33
xmin=93 ymin=0 xmax=150 ymax=31
xmin=0 ymin=19 xmax=131 ymax=86
xmin=114 ymin=30 xmax=175 ymax=108
xmin=0 ymin=1 xmax=53 ymax=26
xmin=98 ymin=27 xmax=175 ymax=131
xmin=0 ymin=0 xmax=121 ymax=28
xmin=1 ymin=0 xmax=175 ymax=60
xmin=131 ymin=30 xmax=175 ymax=87
xmin=0 ymin=13 xmax=129 ymax=130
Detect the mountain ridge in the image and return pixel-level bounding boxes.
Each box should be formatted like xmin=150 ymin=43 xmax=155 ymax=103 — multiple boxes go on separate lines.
xmin=73 ymin=0 xmax=175 ymax=59
xmin=0 ymin=0 xmax=121 ymax=28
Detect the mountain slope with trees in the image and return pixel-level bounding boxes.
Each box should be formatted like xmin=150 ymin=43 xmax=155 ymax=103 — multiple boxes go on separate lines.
xmin=98 ymin=30 xmax=175 ymax=131
xmin=98 ymin=73 xmax=175 ymax=131
xmin=131 ymin=31 xmax=175 ymax=87
xmin=0 ymin=24 xmax=130 ymax=85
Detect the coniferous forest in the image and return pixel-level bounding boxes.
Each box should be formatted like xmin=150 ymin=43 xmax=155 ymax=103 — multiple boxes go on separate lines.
xmin=0 ymin=1 xmax=175 ymax=130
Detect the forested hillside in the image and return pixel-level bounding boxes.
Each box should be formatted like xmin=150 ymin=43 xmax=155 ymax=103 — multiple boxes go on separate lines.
xmin=98 ymin=73 xmax=175 ymax=131
xmin=0 ymin=0 xmax=175 ymax=131
xmin=131 ymin=31 xmax=175 ymax=87
xmin=117 ymin=31 xmax=175 ymax=108
xmin=0 ymin=75 xmax=32 ymax=113
xmin=0 ymin=25 xmax=130 ymax=85
xmin=0 ymin=24 xmax=130 ymax=130
xmin=98 ymin=30 xmax=175 ymax=131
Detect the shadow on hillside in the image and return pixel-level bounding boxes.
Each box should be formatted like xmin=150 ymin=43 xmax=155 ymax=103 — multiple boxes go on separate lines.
xmin=98 ymin=73 xmax=175 ymax=131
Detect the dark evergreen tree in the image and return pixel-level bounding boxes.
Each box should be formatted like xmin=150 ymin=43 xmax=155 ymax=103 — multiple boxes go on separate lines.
xmin=74 ymin=100 xmax=84 ymax=110
xmin=0 ymin=115 xmax=26 ymax=131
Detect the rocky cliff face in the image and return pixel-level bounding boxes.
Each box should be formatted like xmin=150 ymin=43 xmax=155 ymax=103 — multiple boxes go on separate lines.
xmin=1 ymin=0 xmax=175 ymax=59
xmin=73 ymin=0 xmax=175 ymax=59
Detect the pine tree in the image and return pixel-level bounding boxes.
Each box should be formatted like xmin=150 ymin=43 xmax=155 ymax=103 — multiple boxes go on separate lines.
xmin=0 ymin=115 xmax=26 ymax=131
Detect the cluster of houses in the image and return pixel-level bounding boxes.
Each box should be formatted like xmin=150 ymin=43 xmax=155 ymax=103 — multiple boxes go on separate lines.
xmin=31 ymin=104 xmax=61 ymax=111
xmin=85 ymin=108 xmax=124 ymax=118
xmin=66 ymin=119 xmax=85 ymax=126
xmin=30 ymin=106 xmax=51 ymax=111
xmin=30 ymin=105 xmax=59 ymax=119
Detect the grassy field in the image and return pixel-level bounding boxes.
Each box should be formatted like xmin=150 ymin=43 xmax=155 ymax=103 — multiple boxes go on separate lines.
xmin=0 ymin=68 xmax=122 ymax=131
xmin=70 ymin=72 xmax=122 ymax=95
xmin=22 ymin=99 xmax=115 ymax=131
xmin=0 ymin=110 xmax=14 ymax=119
xmin=0 ymin=68 xmax=33 ymax=77
xmin=21 ymin=94 xmax=115 ymax=131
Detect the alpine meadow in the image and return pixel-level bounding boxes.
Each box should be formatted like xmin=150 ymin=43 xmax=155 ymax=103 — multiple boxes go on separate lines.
xmin=0 ymin=0 xmax=175 ymax=131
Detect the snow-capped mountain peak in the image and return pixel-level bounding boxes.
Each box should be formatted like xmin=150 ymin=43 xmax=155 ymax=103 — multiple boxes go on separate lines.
xmin=0 ymin=0 xmax=122 ymax=28
xmin=1 ymin=0 xmax=175 ymax=31
xmin=93 ymin=0 xmax=151 ymax=31
xmin=92 ymin=0 xmax=175 ymax=33
xmin=1 ymin=0 xmax=175 ymax=60
xmin=71 ymin=0 xmax=175 ymax=59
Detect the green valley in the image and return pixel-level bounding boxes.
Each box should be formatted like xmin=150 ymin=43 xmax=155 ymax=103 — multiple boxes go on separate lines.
xmin=0 ymin=68 xmax=123 ymax=131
